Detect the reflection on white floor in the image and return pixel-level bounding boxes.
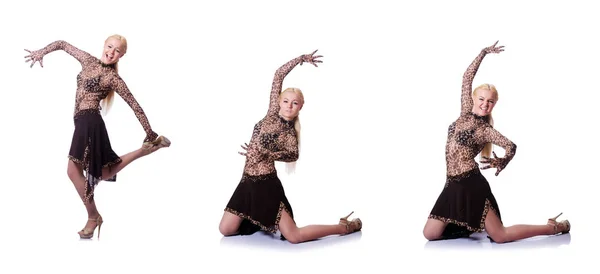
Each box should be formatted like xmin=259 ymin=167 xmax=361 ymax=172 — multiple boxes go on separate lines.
xmin=219 ymin=230 xmax=363 ymax=252
xmin=424 ymin=232 xmax=571 ymax=250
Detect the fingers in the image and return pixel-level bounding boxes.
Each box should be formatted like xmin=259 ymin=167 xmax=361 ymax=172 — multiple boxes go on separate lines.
xmin=492 ymin=45 xmax=505 ymax=53
xmin=492 ymin=151 xmax=498 ymax=158
xmin=484 ymin=41 xmax=504 ymax=53
xmin=308 ymin=57 xmax=323 ymax=68
xmin=311 ymin=55 xmax=324 ymax=61
xmin=310 ymin=49 xmax=318 ymax=55
xmin=480 ymin=165 xmax=491 ymax=170
xmin=25 ymin=57 xmax=43 ymax=68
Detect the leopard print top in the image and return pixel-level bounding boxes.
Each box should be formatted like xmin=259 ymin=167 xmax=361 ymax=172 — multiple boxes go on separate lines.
xmin=38 ymin=40 xmax=158 ymax=143
xmin=445 ymin=50 xmax=517 ymax=179
xmin=241 ymin=55 xmax=305 ymax=176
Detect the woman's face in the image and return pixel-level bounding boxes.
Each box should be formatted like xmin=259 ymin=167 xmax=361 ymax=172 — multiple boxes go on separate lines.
xmin=101 ymin=37 xmax=126 ymax=65
xmin=279 ymin=91 xmax=303 ymax=121
xmin=472 ymin=88 xmax=497 ymax=116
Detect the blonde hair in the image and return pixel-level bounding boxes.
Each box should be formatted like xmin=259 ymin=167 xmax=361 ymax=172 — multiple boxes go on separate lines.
xmin=101 ymin=34 xmax=128 ymax=116
xmin=473 ymin=83 xmax=498 ymax=160
xmin=280 ymin=87 xmax=304 ymax=174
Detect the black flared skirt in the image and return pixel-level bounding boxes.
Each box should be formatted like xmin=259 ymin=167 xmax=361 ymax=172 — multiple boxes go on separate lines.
xmin=225 ymin=172 xmax=294 ymax=239
xmin=428 ymin=168 xmax=502 ymax=239
xmin=68 ymin=109 xmax=121 ymax=202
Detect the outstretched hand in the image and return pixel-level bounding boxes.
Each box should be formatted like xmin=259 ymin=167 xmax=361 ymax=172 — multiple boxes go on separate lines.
xmin=300 ymin=49 xmax=323 ymax=67
xmin=483 ymin=41 xmax=505 ymax=54
xmin=239 ymin=142 xmax=267 ymax=162
xmin=480 ymin=151 xmax=508 ymax=176
xmin=239 ymin=143 xmax=251 ymax=156
xmin=24 ymin=49 xmax=44 ymax=68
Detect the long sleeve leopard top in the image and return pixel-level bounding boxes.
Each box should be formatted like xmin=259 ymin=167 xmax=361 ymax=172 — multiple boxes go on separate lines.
xmin=445 ymin=50 xmax=517 ymax=179
xmin=38 ymin=40 xmax=158 ymax=142
xmin=242 ymin=56 xmax=305 ymax=176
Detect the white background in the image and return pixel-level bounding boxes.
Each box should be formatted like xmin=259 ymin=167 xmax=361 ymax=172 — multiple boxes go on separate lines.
xmin=0 ymin=0 xmax=598 ymax=273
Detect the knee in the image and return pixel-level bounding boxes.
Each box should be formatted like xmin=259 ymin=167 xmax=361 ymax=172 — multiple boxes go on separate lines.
xmin=487 ymin=229 xmax=509 ymax=243
xmin=282 ymin=231 xmax=302 ymax=244
xmin=67 ymin=162 xmax=81 ymax=180
xmin=423 ymin=228 xmax=442 ymax=241
xmin=279 ymin=226 xmax=301 ymax=244
xmin=219 ymin=222 xmax=237 ymax=236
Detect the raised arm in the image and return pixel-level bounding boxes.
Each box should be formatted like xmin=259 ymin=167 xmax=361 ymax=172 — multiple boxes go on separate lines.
xmin=477 ymin=125 xmax=517 ymax=176
xmin=461 ymin=41 xmax=504 ymax=115
xmin=267 ymin=50 xmax=323 ymax=116
xmin=25 ymin=40 xmax=94 ymax=68
xmin=110 ymin=74 xmax=158 ymax=143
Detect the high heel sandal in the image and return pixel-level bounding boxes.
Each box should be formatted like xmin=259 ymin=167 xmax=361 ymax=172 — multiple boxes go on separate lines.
xmin=78 ymin=215 xmax=104 ymax=240
xmin=143 ymin=135 xmax=171 ymax=150
xmin=548 ymin=212 xmax=570 ymax=234
xmin=339 ymin=211 xmax=362 ymax=235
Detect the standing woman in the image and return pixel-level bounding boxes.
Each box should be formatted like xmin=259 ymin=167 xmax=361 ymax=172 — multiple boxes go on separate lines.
xmin=219 ymin=50 xmax=362 ymax=244
xmin=24 ymin=35 xmax=170 ymax=239
xmin=422 ymin=41 xmax=570 ymax=243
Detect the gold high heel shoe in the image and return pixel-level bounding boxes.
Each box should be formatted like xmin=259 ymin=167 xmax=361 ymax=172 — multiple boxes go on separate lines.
xmin=143 ymin=135 xmax=171 ymax=150
xmin=339 ymin=211 xmax=362 ymax=235
xmin=78 ymin=215 xmax=104 ymax=239
xmin=548 ymin=212 xmax=570 ymax=234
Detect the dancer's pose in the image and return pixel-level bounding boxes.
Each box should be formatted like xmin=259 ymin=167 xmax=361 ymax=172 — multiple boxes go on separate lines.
xmin=25 ymin=35 xmax=171 ymax=239
xmin=219 ymin=50 xmax=362 ymax=244
xmin=422 ymin=41 xmax=570 ymax=243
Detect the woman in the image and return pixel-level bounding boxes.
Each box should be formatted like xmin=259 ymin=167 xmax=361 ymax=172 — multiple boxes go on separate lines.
xmin=422 ymin=41 xmax=570 ymax=243
xmin=219 ymin=50 xmax=362 ymax=244
xmin=24 ymin=34 xmax=171 ymax=239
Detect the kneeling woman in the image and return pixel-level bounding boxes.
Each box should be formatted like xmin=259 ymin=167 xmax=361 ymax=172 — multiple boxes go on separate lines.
xmin=219 ymin=50 xmax=362 ymax=244
xmin=423 ymin=41 xmax=570 ymax=243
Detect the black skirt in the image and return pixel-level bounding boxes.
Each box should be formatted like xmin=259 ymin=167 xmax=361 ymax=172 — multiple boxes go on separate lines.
xmin=224 ymin=172 xmax=294 ymax=239
xmin=428 ymin=168 xmax=502 ymax=239
xmin=68 ymin=109 xmax=121 ymax=202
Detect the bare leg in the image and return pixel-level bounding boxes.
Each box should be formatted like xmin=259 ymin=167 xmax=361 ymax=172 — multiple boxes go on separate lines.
xmin=101 ymin=145 xmax=161 ymax=180
xmin=484 ymin=209 xmax=560 ymax=243
xmin=67 ymin=160 xmax=100 ymax=232
xmin=278 ymin=210 xmax=350 ymax=244
xmin=67 ymin=145 xmax=163 ymax=234
xmin=219 ymin=211 xmax=243 ymax=236
xmin=422 ymin=218 xmax=448 ymax=241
